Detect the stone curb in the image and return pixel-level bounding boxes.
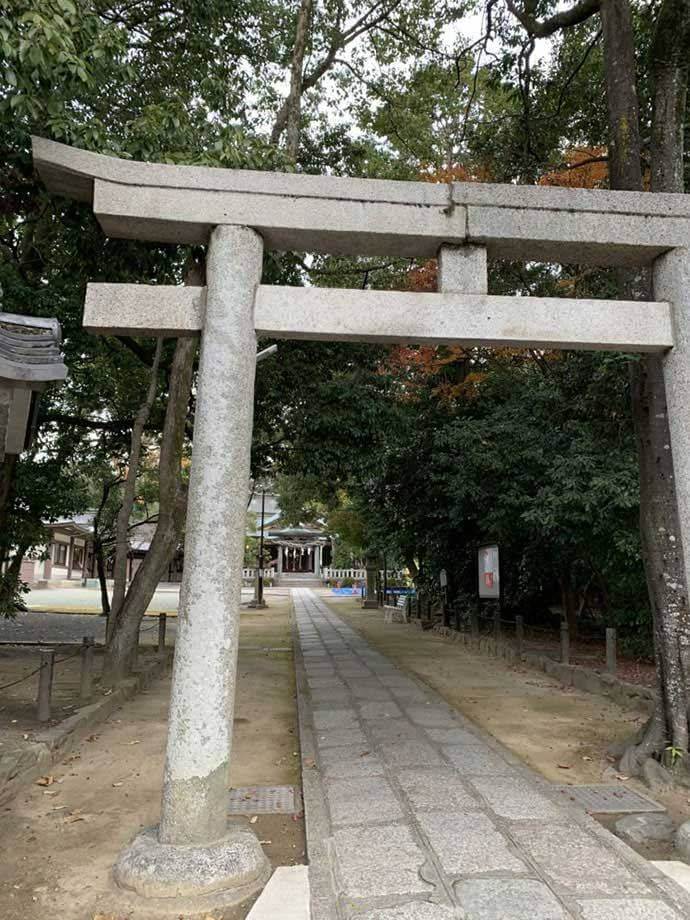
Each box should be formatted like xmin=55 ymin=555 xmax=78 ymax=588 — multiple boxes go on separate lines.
xmin=428 ymin=623 xmax=655 ymax=713
xmin=291 ymin=601 xmax=340 ymax=920
xmin=0 ymin=651 xmax=171 ymax=804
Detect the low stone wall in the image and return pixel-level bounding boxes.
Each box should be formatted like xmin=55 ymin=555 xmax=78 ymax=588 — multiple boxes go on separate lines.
xmin=429 ymin=623 xmax=655 ymax=713
xmin=0 ymin=652 xmax=171 ymax=804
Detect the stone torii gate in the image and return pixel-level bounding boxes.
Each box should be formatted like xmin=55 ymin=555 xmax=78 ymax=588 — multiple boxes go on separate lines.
xmin=32 ymin=136 xmax=690 ymax=912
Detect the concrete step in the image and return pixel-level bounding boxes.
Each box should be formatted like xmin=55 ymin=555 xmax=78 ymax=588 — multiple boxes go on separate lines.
xmin=278 ymin=576 xmax=322 ymax=588
xmin=246 ymin=865 xmax=309 ymax=920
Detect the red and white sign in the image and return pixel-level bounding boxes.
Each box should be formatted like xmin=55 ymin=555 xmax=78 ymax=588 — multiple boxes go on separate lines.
xmin=478 ymin=545 xmax=500 ymax=599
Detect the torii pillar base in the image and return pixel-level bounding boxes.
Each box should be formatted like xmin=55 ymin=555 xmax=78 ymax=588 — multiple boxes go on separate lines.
xmin=112 ymin=824 xmax=270 ymax=918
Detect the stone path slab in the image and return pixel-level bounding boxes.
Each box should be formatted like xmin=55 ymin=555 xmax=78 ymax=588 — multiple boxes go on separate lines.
xmin=292 ymin=589 xmax=690 ymax=920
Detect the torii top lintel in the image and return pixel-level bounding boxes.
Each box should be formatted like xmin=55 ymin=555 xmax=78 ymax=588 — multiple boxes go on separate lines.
xmin=32 ymin=136 xmax=690 ymax=267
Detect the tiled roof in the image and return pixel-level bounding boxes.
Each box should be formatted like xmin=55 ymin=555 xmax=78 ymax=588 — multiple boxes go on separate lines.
xmin=0 ymin=313 xmax=67 ymax=384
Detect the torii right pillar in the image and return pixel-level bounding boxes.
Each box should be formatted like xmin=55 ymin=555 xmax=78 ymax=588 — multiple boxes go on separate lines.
xmin=653 ymin=247 xmax=690 ymax=593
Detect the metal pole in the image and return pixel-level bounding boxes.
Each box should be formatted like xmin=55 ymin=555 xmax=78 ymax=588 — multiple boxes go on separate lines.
xmin=560 ymin=620 xmax=570 ymax=666
xmin=158 ymin=613 xmax=167 ymax=654
xmin=606 ymin=627 xmax=617 ymax=674
xmin=37 ymin=647 xmax=55 ymax=722
xmin=257 ymin=488 xmax=265 ymax=607
xmin=80 ymin=636 xmax=95 ymax=702
xmin=382 ymin=552 xmax=388 ymax=606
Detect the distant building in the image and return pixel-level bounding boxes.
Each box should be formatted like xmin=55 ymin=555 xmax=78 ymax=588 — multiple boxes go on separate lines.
xmin=21 ymin=515 xmax=93 ymax=586
xmin=247 ymin=491 xmax=332 ymax=582
xmin=21 ymin=492 xmax=331 ymax=587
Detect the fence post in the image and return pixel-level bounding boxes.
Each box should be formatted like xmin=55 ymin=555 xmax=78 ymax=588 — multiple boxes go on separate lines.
xmin=560 ymin=620 xmax=570 ymax=666
xmin=37 ymin=647 xmax=55 ymax=722
xmin=454 ymin=602 xmax=461 ymax=632
xmin=79 ymin=636 xmax=95 ymax=703
xmin=158 ymin=612 xmax=167 ymax=654
xmin=515 ymin=615 xmax=524 ymax=658
xmin=606 ymin=627 xmax=617 ymax=674
xmin=470 ymin=607 xmax=479 ymax=641
xmin=493 ymin=607 xmax=501 ymax=648
xmin=416 ymin=594 xmax=422 ymax=620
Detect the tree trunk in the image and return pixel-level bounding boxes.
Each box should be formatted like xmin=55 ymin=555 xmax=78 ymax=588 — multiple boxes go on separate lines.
xmin=95 ymin=538 xmax=111 ymax=616
xmin=649 ymin=0 xmax=689 ymax=194
xmin=599 ymin=0 xmax=643 ymax=191
xmin=0 ymin=454 xmax=18 ymax=566
xmin=559 ymin=574 xmax=580 ymax=638
xmin=273 ymin=0 xmax=313 ymax=160
xmin=602 ymin=0 xmax=690 ymax=775
xmin=0 ymin=541 xmax=30 ymax=616
xmin=108 ymin=337 xmax=163 ymax=639
xmin=101 ymin=334 xmax=196 ymax=685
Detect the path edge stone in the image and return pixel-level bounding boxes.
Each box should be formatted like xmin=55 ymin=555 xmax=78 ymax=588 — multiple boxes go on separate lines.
xmin=291 ymin=598 xmax=341 ymax=920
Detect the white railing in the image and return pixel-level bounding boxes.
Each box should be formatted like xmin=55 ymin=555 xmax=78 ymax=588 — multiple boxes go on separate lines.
xmin=322 ymin=568 xmax=405 ymax=581
xmin=242 ymin=568 xmax=274 ymax=579
xmin=322 ymin=568 xmax=365 ymax=580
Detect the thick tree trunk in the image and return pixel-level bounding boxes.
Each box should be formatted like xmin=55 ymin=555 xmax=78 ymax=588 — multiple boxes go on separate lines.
xmin=108 ymin=338 xmax=163 ymax=638
xmin=602 ymin=0 xmax=690 ymax=775
xmin=599 ymin=0 xmax=643 ymax=191
xmin=102 ymin=335 xmax=196 ymax=685
xmin=649 ymin=0 xmax=689 ymax=194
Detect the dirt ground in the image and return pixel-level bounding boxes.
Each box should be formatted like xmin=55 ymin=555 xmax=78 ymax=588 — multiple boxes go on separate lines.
xmin=329 ymin=596 xmax=690 ymax=858
xmin=0 ymin=596 xmax=303 ymax=920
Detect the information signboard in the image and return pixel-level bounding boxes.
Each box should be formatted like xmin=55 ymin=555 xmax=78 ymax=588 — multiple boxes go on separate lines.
xmin=478 ymin=544 xmax=500 ymax=599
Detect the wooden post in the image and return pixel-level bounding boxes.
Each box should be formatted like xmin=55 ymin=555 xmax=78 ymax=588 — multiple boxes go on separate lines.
xmin=493 ymin=607 xmax=501 ymax=646
xmin=560 ymin=621 xmax=570 ymax=666
xmin=37 ymin=648 xmax=55 ymax=722
xmin=470 ymin=607 xmax=479 ymax=641
xmin=515 ymin=615 xmax=524 ymax=657
xmin=158 ymin=613 xmax=167 ymax=654
xmin=80 ymin=636 xmax=95 ymax=702
xmin=606 ymin=627 xmax=617 ymax=674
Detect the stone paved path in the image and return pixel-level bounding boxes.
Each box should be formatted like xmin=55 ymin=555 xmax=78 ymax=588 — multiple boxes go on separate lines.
xmin=292 ymin=589 xmax=690 ymax=920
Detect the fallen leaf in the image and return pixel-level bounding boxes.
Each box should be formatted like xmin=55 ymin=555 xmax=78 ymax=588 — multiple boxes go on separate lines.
xmin=615 ymin=773 xmax=630 ymax=781
xmin=557 ymin=764 xmax=572 ymax=770
xmin=582 ymin=756 xmax=593 ymax=762
xmin=43 ymin=790 xmax=59 ymax=796
xmin=65 ymin=813 xmax=86 ymax=824
xmin=112 ymin=782 xmax=123 ymax=788
xmin=35 ymin=775 xmax=54 ymax=787
xmin=127 ymin=740 xmax=141 ymax=746
xmin=249 ymin=816 xmax=258 ymax=824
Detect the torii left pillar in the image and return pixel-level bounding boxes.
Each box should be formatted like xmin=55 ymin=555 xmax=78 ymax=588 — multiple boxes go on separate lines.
xmin=114 ymin=226 xmax=270 ymax=910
